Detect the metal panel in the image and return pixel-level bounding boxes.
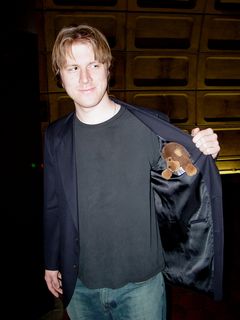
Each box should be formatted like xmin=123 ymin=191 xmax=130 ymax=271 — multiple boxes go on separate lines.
xmin=198 ymin=54 xmax=240 ymax=89
xmin=126 ymin=53 xmax=197 ymax=90
xmin=49 ymin=93 xmax=75 ymax=121
xmin=126 ymin=91 xmax=196 ymax=125
xmin=215 ymin=128 xmax=240 ymax=169
xmin=200 ymin=15 xmax=240 ymax=51
xmin=43 ymin=0 xmax=127 ymax=10
xmin=127 ymin=13 xmax=202 ymax=52
xmin=206 ymin=0 xmax=240 ymax=13
xmin=128 ymin=0 xmax=206 ymax=13
xmin=197 ymin=91 xmax=240 ymax=125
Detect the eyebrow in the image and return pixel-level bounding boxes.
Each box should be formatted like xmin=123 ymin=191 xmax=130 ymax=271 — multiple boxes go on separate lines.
xmin=65 ymin=60 xmax=102 ymax=67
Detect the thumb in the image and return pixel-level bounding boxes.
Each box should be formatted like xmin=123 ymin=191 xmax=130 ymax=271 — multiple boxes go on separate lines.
xmin=191 ymin=127 xmax=200 ymax=137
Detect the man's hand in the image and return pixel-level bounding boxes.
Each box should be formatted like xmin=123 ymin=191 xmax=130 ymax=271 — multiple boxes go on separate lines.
xmin=191 ymin=128 xmax=220 ymax=159
xmin=45 ymin=270 xmax=63 ymax=298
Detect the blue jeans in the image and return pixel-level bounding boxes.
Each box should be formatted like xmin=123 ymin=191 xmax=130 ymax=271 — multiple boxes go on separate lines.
xmin=66 ymin=271 xmax=166 ymax=320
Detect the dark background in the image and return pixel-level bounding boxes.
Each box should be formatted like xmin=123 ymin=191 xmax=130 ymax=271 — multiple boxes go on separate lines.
xmin=1 ymin=1 xmax=53 ymax=318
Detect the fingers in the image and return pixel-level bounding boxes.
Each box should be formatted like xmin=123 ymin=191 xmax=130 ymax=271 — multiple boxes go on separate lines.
xmin=192 ymin=128 xmax=220 ymax=159
xmin=45 ymin=270 xmax=63 ymax=298
xmin=191 ymin=127 xmax=200 ymax=137
xmin=192 ymin=128 xmax=214 ymax=142
xmin=52 ymin=278 xmax=63 ymax=296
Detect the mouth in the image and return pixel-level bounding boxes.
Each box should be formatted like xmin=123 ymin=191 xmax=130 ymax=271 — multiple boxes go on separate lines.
xmin=80 ymin=86 xmax=95 ymax=93
xmin=78 ymin=89 xmax=94 ymax=96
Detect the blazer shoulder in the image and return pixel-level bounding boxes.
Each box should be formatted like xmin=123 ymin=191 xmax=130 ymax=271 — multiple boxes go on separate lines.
xmin=46 ymin=112 xmax=74 ymax=134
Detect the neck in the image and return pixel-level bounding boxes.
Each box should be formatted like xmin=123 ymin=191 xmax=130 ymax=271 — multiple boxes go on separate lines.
xmin=75 ymin=99 xmax=120 ymax=125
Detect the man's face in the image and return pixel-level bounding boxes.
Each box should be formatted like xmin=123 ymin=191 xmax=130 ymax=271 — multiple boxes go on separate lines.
xmin=60 ymin=41 xmax=109 ymax=110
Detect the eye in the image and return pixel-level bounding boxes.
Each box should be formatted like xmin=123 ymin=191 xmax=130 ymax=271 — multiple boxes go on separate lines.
xmin=89 ymin=63 xmax=100 ymax=69
xmin=66 ymin=65 xmax=78 ymax=72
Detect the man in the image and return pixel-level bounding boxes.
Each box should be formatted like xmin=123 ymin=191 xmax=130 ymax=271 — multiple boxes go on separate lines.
xmin=43 ymin=24 xmax=222 ymax=320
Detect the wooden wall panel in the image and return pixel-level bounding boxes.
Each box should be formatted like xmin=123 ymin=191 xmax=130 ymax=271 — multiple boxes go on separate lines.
xmin=127 ymin=13 xmax=202 ymax=52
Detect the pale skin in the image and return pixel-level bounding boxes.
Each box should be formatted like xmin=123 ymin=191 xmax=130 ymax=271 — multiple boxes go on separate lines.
xmin=45 ymin=41 xmax=220 ymax=298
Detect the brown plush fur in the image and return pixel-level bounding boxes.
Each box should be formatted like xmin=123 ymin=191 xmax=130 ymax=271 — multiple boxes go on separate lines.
xmin=161 ymin=142 xmax=197 ymax=180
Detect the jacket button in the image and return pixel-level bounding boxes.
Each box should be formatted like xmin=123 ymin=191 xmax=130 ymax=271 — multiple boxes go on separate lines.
xmin=73 ymin=264 xmax=77 ymax=269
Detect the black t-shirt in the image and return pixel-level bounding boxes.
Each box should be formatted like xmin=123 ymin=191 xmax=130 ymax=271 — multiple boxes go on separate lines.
xmin=74 ymin=106 xmax=165 ymax=289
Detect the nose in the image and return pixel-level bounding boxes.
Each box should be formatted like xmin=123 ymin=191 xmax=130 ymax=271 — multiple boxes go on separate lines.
xmin=80 ymin=68 xmax=91 ymax=84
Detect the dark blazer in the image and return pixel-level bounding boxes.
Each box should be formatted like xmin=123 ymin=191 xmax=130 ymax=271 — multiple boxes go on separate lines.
xmin=43 ymin=98 xmax=223 ymax=307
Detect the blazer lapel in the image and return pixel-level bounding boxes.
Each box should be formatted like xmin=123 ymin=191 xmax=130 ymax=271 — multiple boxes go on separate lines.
xmin=57 ymin=113 xmax=78 ymax=230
